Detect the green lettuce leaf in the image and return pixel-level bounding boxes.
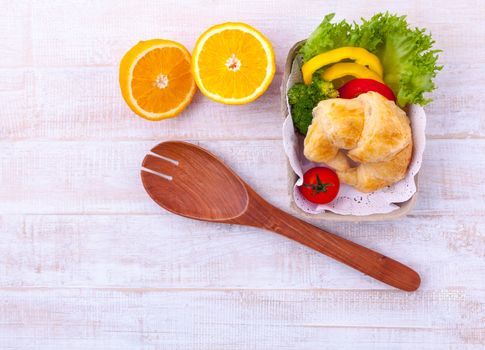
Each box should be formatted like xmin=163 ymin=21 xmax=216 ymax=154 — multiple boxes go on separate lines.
xmin=300 ymin=14 xmax=353 ymax=61
xmin=300 ymin=13 xmax=442 ymax=107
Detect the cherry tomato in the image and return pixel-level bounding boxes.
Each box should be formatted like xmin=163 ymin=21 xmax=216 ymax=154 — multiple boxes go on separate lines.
xmin=338 ymin=78 xmax=396 ymax=101
xmin=299 ymin=167 xmax=340 ymax=204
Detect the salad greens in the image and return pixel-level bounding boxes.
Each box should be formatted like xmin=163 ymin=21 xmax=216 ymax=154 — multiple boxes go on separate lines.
xmin=300 ymin=14 xmax=353 ymax=61
xmin=300 ymin=13 xmax=442 ymax=108
xmin=288 ymin=75 xmax=338 ymax=135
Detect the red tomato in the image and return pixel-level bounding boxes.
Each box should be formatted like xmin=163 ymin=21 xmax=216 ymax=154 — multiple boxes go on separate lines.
xmin=299 ymin=167 xmax=340 ymax=204
xmin=338 ymin=78 xmax=396 ymax=101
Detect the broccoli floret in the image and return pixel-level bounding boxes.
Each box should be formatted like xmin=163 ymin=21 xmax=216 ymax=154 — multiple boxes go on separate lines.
xmin=312 ymin=76 xmax=339 ymax=99
xmin=287 ymin=84 xmax=308 ymax=105
xmin=287 ymin=75 xmax=338 ymax=135
xmin=287 ymin=84 xmax=316 ymax=135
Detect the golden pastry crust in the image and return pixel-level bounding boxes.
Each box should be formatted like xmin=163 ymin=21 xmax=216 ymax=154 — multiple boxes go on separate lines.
xmin=348 ymin=92 xmax=411 ymax=163
xmin=314 ymin=98 xmax=365 ymax=150
xmin=303 ymin=98 xmax=364 ymax=172
xmin=303 ymin=91 xmax=413 ymax=193
xmin=303 ymin=118 xmax=339 ymax=163
xmin=338 ymin=143 xmax=413 ymax=192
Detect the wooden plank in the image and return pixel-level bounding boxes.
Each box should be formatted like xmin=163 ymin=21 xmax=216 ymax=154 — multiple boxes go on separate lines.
xmin=0 ymin=140 xmax=285 ymax=214
xmin=30 ymin=0 xmax=484 ymax=67
xmin=0 ymin=288 xmax=483 ymax=349
xmin=0 ymin=139 xmax=483 ymax=215
xmin=0 ymin=214 xmax=483 ymax=290
xmin=427 ymin=63 xmax=485 ymax=139
xmin=30 ymin=67 xmax=282 ymax=140
xmin=0 ymin=69 xmax=35 ymax=138
xmin=0 ymin=65 xmax=482 ymax=140
xmin=0 ymin=0 xmax=32 ymax=67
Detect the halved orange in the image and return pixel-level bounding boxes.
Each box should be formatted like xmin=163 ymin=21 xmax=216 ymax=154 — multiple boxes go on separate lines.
xmin=192 ymin=23 xmax=275 ymax=104
xmin=119 ymin=39 xmax=196 ymax=120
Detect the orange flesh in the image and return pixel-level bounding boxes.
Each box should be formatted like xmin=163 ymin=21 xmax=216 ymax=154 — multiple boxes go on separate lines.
xmin=131 ymin=47 xmax=193 ymax=113
xmin=197 ymin=29 xmax=269 ymax=99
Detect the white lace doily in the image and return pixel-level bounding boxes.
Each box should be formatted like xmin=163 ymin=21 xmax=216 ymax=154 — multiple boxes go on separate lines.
xmin=283 ymin=55 xmax=426 ymax=216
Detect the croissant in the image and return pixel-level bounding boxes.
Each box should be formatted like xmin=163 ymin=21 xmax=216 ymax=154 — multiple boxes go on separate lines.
xmin=304 ymin=91 xmax=412 ymax=193
xmin=338 ymin=144 xmax=413 ymax=192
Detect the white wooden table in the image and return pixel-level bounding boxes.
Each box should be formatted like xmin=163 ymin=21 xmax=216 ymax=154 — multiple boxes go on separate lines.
xmin=1 ymin=1 xmax=484 ymax=349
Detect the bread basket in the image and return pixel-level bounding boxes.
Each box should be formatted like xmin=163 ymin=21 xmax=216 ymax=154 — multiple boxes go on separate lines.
xmin=281 ymin=41 xmax=419 ymax=221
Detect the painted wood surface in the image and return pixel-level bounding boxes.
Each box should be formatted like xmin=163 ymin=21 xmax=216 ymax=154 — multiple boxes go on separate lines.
xmin=1 ymin=0 xmax=484 ymax=348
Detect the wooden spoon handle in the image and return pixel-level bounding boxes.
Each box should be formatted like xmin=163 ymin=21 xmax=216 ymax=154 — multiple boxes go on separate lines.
xmin=264 ymin=209 xmax=421 ymax=291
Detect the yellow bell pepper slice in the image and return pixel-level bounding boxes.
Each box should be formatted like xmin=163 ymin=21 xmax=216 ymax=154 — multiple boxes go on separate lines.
xmin=301 ymin=47 xmax=383 ymax=84
xmin=322 ymin=62 xmax=384 ymax=83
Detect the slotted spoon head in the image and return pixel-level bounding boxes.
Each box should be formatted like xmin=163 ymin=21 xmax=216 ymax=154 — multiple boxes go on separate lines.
xmin=141 ymin=141 xmax=249 ymax=222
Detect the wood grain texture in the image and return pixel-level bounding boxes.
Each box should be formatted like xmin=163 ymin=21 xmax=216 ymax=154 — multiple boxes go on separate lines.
xmin=1 ymin=66 xmax=483 ymax=140
xmin=1 ymin=0 xmax=485 ymax=348
xmin=0 ymin=139 xmax=483 ymax=215
xmin=0 ymin=288 xmax=483 ymax=350
xmin=0 ymin=214 xmax=482 ymax=289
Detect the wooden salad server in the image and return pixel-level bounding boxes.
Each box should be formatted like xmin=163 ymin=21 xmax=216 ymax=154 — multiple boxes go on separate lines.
xmin=141 ymin=141 xmax=421 ymax=291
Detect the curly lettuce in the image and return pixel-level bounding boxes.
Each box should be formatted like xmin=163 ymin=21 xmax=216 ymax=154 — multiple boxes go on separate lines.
xmin=300 ymin=14 xmax=353 ymax=61
xmin=300 ymin=13 xmax=442 ymax=107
